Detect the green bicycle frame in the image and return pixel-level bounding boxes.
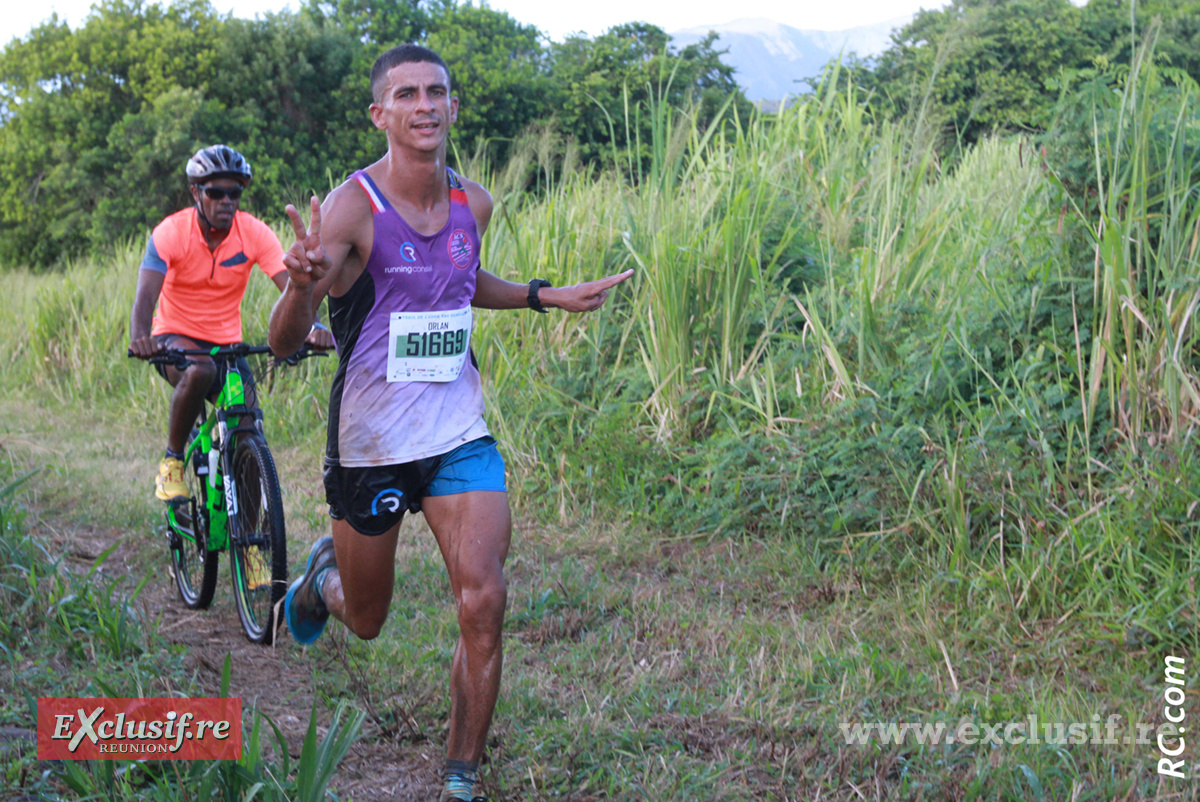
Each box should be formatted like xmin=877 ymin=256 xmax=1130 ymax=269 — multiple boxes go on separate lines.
xmin=167 ymin=349 xmax=255 ymax=552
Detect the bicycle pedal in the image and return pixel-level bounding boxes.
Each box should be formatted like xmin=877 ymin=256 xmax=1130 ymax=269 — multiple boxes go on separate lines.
xmin=156 ymin=524 xmax=183 ymax=551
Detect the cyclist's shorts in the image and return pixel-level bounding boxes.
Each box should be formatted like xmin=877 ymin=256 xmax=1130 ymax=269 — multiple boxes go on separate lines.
xmin=323 ymin=436 xmax=507 ymax=536
xmin=152 ymin=333 xmax=257 ymax=405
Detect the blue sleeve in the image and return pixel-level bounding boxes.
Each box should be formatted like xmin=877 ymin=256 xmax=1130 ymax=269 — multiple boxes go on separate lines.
xmin=139 ymin=234 xmax=167 ymax=274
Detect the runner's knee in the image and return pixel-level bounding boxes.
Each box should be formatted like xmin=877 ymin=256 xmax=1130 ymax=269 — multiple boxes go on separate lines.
xmin=341 ymin=581 xmax=393 ymax=641
xmin=347 ymin=608 xmax=389 ymax=641
xmin=457 ymin=578 xmax=507 ymax=643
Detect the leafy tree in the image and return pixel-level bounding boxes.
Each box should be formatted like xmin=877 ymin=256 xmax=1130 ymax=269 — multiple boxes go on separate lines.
xmin=1081 ymin=0 xmax=1200 ymax=83
xmin=0 ymin=0 xmax=222 ymax=265
xmin=425 ymin=2 xmax=549 ymax=164
xmin=549 ymin=23 xmax=749 ymax=168
xmin=92 ymin=86 xmax=223 ymax=243
xmin=0 ymin=0 xmax=750 ymax=267
xmin=854 ymin=0 xmax=1200 ymax=148
xmin=301 ymin=0 xmax=426 ymax=47
xmin=206 ymin=12 xmax=367 ymax=205
xmin=865 ymin=0 xmax=1095 ymax=145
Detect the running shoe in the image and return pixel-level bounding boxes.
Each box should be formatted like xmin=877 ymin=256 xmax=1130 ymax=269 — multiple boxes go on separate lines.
xmin=155 ymin=456 xmax=188 ymax=501
xmin=285 ymin=536 xmax=336 ymax=644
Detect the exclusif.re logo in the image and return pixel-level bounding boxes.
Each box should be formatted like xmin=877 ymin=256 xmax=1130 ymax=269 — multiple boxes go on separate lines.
xmin=37 ymin=698 xmax=243 ymax=761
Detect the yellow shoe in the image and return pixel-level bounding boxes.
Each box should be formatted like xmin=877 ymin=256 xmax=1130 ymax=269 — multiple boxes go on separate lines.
xmin=155 ymin=457 xmax=189 ymax=502
xmin=245 ymin=548 xmax=271 ymax=590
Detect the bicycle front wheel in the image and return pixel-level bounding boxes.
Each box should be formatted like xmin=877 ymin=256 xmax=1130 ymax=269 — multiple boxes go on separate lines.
xmin=170 ymin=426 xmax=219 ymax=608
xmin=227 ymin=434 xmax=288 ymax=644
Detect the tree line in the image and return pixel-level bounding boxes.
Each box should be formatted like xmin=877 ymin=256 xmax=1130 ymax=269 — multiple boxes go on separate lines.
xmin=0 ymin=0 xmax=744 ymax=268
xmin=848 ymin=0 xmax=1200 ymax=148
xmin=1 ymin=0 xmax=1196 ymax=269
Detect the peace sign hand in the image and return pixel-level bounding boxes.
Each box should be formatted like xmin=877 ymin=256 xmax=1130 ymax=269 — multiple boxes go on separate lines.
xmin=283 ymin=196 xmax=329 ymax=289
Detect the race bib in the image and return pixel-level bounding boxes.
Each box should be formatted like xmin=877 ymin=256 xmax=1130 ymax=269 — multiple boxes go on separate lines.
xmin=387 ymin=307 xmax=472 ymax=382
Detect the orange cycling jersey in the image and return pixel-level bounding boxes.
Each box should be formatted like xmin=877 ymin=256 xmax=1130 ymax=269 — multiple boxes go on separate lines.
xmin=140 ymin=208 xmax=286 ymax=343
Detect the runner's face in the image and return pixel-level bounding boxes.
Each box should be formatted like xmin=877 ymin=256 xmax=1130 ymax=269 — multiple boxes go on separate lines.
xmin=370 ymin=61 xmax=458 ymax=151
xmin=190 ymin=177 xmax=243 ymax=230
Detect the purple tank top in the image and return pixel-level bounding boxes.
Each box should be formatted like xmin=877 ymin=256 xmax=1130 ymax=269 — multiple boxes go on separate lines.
xmin=325 ymin=168 xmax=489 ymax=467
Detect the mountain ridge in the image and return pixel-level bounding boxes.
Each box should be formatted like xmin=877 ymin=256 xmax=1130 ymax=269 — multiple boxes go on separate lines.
xmin=671 ymin=16 xmax=911 ymax=102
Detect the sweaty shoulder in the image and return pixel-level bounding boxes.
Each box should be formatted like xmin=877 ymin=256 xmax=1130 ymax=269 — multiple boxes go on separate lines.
xmin=460 ymin=176 xmax=494 ymax=236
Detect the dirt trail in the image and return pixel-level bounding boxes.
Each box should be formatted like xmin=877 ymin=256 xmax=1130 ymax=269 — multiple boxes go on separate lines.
xmin=32 ymin=516 xmax=445 ymax=801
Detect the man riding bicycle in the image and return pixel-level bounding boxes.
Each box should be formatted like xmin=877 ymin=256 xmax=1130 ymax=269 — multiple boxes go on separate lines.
xmin=128 ymin=144 xmax=332 ymax=502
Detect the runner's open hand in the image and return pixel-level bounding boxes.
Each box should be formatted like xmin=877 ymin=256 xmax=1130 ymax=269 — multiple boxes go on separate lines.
xmin=283 ymin=196 xmax=329 ymax=289
xmin=543 ymin=269 xmax=635 ymax=313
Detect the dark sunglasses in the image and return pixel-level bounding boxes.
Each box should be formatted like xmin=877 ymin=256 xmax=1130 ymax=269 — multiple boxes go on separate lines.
xmin=200 ymin=185 xmax=244 ymax=201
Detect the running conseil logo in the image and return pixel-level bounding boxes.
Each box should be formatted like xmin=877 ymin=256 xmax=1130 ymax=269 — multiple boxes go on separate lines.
xmin=37 ymin=698 xmax=243 ymax=760
xmin=400 ymin=242 xmax=418 ymax=262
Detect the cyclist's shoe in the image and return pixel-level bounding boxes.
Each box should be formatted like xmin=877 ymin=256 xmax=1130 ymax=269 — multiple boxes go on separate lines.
xmin=244 ymin=548 xmax=271 ymax=590
xmin=155 ymin=457 xmax=189 ymax=502
xmin=285 ymin=536 xmax=336 ymax=644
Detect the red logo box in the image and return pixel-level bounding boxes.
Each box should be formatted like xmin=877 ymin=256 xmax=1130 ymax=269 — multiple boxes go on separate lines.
xmin=37 ymin=698 xmax=243 ymax=760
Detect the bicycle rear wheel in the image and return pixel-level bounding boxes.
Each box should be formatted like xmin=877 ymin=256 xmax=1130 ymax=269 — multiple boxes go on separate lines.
xmin=169 ymin=426 xmax=219 ymax=608
xmin=227 ymin=433 xmax=288 ymax=644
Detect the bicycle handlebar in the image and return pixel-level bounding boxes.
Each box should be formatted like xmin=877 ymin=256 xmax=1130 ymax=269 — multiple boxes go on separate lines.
xmin=127 ymin=344 xmax=329 ymax=371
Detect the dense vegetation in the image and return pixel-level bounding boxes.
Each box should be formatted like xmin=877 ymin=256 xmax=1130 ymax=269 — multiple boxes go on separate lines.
xmin=0 ymin=0 xmax=744 ymax=267
xmin=3 ymin=0 xmax=1200 ymax=797
xmin=852 ymin=0 xmax=1200 ymax=147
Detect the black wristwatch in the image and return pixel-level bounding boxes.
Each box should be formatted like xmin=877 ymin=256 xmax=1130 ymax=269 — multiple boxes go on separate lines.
xmin=528 ymin=279 xmax=552 ymax=313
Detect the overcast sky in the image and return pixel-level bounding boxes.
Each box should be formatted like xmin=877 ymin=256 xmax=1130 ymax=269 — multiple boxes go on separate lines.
xmin=2 ymin=0 xmax=965 ymax=47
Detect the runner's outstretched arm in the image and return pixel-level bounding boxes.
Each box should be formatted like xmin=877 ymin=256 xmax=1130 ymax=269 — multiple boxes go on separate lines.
xmin=471 ymin=268 xmax=634 ymax=312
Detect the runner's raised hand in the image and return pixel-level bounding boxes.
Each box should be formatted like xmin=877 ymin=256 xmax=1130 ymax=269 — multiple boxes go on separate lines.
xmin=283 ymin=196 xmax=329 ymax=289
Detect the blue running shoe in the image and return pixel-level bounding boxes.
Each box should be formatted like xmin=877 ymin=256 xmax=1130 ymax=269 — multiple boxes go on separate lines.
xmin=285 ymin=536 xmax=336 ymax=644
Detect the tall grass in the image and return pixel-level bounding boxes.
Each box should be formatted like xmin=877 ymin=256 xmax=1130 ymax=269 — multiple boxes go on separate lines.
xmin=1075 ymin=28 xmax=1200 ymax=449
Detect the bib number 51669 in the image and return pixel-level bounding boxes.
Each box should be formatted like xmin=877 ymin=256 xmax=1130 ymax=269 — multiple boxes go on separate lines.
xmin=387 ymin=307 xmax=472 ymax=382
xmin=402 ymin=328 xmax=467 ymax=358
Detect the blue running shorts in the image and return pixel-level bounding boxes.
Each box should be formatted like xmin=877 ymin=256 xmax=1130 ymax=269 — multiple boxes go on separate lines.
xmin=323 ymin=436 xmax=507 ymax=536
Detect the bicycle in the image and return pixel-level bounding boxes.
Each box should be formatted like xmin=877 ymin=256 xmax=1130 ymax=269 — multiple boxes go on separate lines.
xmin=130 ymin=343 xmax=326 ymax=644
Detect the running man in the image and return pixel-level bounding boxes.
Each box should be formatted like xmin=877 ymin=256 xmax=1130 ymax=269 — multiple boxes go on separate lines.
xmin=267 ymin=45 xmax=632 ymax=802
xmin=129 ymin=144 xmax=332 ymax=501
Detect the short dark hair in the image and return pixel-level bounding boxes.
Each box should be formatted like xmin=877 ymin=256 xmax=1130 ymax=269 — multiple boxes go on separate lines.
xmin=370 ymin=44 xmax=451 ymax=103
